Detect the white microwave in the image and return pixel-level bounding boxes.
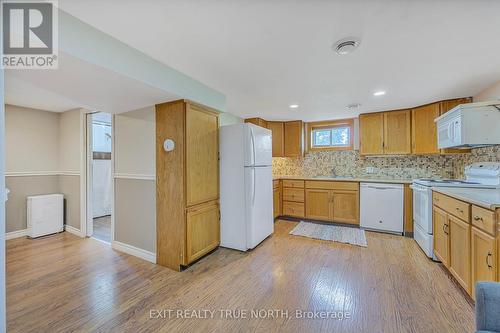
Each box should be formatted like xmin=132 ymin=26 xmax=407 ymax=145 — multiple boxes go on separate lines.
xmin=435 ymin=101 xmax=500 ymax=149
xmin=437 ymin=114 xmax=462 ymax=148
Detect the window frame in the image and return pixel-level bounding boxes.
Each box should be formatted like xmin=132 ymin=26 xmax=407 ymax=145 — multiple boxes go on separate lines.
xmin=306 ymin=118 xmax=354 ymax=152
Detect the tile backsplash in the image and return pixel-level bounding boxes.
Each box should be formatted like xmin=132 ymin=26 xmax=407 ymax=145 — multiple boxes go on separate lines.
xmin=273 ymin=145 xmax=500 ymax=180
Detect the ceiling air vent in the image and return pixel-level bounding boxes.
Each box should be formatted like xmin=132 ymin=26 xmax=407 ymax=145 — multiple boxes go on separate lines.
xmin=333 ymin=37 xmax=361 ymax=55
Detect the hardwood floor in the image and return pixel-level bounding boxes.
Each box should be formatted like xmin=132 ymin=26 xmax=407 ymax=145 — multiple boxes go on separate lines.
xmin=7 ymin=220 xmax=474 ymax=332
xmin=93 ymin=215 xmax=111 ymax=243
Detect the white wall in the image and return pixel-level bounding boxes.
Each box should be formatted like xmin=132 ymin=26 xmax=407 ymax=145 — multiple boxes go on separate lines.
xmin=114 ymin=106 xmax=155 ymax=176
xmin=113 ymin=106 xmax=156 ymax=255
xmin=5 ymin=105 xmax=60 ymax=173
xmin=474 ymin=80 xmax=500 ymax=102
xmin=59 ymin=109 xmax=82 ymax=173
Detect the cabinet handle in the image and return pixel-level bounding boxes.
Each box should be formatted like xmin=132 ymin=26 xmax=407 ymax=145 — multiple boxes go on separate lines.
xmin=474 ymin=216 xmax=483 ymax=222
xmin=456 ymin=207 xmax=463 ymax=213
xmin=486 ymin=252 xmax=493 ymax=269
xmin=443 ymin=224 xmax=449 ymax=235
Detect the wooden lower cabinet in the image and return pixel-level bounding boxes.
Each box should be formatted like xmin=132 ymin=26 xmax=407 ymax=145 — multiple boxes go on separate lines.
xmin=448 ymin=215 xmax=471 ymax=293
xmin=332 ymin=191 xmax=359 ymax=225
xmin=283 ymin=201 xmax=304 ymax=218
xmin=433 ymin=206 xmax=449 ymax=267
xmin=471 ymin=226 xmax=497 ymax=298
xmin=304 ymin=186 xmax=359 ymax=225
xmin=273 ymin=186 xmax=281 ymax=219
xmin=305 ymin=189 xmax=333 ymax=221
xmin=186 ymin=201 xmax=220 ymax=264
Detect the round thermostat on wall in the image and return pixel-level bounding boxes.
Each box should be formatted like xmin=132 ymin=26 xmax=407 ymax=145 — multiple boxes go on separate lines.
xmin=163 ymin=139 xmax=175 ymax=152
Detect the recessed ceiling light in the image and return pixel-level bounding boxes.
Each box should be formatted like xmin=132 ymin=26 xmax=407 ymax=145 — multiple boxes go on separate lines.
xmin=347 ymin=103 xmax=361 ymax=110
xmin=333 ymin=37 xmax=361 ymax=55
xmin=373 ymin=91 xmax=386 ymax=96
xmin=289 ymin=104 xmax=299 ymax=109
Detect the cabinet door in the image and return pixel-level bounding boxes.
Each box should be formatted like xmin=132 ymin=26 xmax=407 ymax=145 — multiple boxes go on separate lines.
xmin=471 ymin=226 xmax=496 ymax=298
xmin=284 ymin=121 xmax=303 ymax=157
xmin=433 ymin=206 xmax=449 ymax=267
xmin=448 ymin=215 xmax=471 ymax=293
xmin=359 ymin=113 xmax=384 ymax=155
xmin=267 ymin=121 xmax=285 ymax=157
xmin=186 ymin=105 xmax=219 ymax=206
xmin=273 ymin=187 xmax=281 ymax=218
xmin=186 ymin=201 xmax=220 ymax=264
xmin=411 ymin=103 xmax=441 ymax=154
xmin=305 ymin=189 xmax=333 ymax=221
xmin=383 ymin=110 xmax=411 ymax=154
xmin=332 ymin=191 xmax=359 ymax=225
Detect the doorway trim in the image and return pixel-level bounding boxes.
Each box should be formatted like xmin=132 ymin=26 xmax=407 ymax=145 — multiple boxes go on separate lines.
xmin=82 ymin=111 xmax=114 ymax=243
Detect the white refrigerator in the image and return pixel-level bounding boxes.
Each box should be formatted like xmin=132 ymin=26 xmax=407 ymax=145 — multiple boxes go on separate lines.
xmin=220 ymin=123 xmax=274 ymax=251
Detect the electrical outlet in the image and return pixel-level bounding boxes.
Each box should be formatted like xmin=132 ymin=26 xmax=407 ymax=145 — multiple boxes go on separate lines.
xmin=366 ymin=167 xmax=375 ymax=174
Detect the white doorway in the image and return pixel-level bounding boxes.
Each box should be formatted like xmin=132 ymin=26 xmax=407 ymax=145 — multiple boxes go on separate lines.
xmin=86 ymin=112 xmax=113 ymax=243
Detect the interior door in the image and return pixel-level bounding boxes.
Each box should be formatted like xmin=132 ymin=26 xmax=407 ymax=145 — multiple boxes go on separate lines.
xmin=305 ymin=189 xmax=332 ymax=221
xmin=245 ymin=166 xmax=274 ymax=249
xmin=433 ymin=206 xmax=449 ymax=267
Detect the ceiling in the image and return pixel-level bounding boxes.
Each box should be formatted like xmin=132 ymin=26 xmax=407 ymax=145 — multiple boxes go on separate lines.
xmin=41 ymin=1 xmax=500 ymax=119
xmin=5 ymin=52 xmax=179 ymax=113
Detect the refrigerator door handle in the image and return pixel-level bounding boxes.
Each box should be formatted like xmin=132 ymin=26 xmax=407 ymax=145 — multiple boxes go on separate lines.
xmin=252 ymin=168 xmax=256 ymax=205
xmin=250 ymin=127 xmax=256 ymax=166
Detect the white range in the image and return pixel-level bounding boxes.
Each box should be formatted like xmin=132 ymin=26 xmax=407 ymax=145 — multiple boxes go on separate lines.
xmin=219 ymin=123 xmax=274 ymax=251
xmin=411 ymin=162 xmax=500 ymax=259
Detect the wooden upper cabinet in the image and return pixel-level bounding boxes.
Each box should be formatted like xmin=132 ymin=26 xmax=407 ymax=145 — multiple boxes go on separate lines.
xmin=244 ymin=117 xmax=268 ymax=128
xmin=186 ymin=104 xmax=220 ymax=206
xmin=440 ymin=98 xmax=472 ymax=116
xmin=267 ymin=121 xmax=285 ymax=157
xmin=383 ymin=110 xmax=411 ymax=154
xmin=411 ymin=103 xmax=441 ymax=154
xmin=284 ymin=121 xmax=303 ymax=157
xmin=359 ymin=113 xmax=384 ymax=155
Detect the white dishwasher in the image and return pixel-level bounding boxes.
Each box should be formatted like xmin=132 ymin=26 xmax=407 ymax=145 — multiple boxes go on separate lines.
xmin=360 ymin=182 xmax=403 ymax=234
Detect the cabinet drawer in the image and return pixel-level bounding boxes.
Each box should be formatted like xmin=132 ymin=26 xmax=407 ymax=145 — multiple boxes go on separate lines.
xmin=433 ymin=192 xmax=470 ymax=222
xmin=282 ymin=179 xmax=304 ymax=188
xmin=472 ymin=205 xmax=496 ymax=236
xmin=305 ymin=180 xmax=358 ymax=191
xmin=283 ymin=201 xmax=305 ymax=218
xmin=283 ymin=188 xmax=304 ymax=202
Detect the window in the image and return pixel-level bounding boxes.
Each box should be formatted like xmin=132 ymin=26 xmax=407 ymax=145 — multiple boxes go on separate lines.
xmin=307 ymin=119 xmax=354 ymax=151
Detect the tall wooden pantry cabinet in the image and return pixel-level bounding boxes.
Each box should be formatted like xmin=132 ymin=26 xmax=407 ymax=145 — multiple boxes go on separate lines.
xmin=156 ymin=100 xmax=220 ymax=271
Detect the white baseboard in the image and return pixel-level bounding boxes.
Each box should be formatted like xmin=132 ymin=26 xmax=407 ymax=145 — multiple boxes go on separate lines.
xmin=111 ymin=240 xmax=156 ymax=264
xmin=6 ymin=229 xmax=28 ymax=240
xmin=65 ymin=225 xmax=83 ymax=237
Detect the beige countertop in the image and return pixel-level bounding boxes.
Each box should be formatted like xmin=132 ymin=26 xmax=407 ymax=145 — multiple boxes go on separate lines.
xmin=432 ymin=187 xmax=500 ymax=210
xmin=274 ymin=175 xmax=413 ymax=184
